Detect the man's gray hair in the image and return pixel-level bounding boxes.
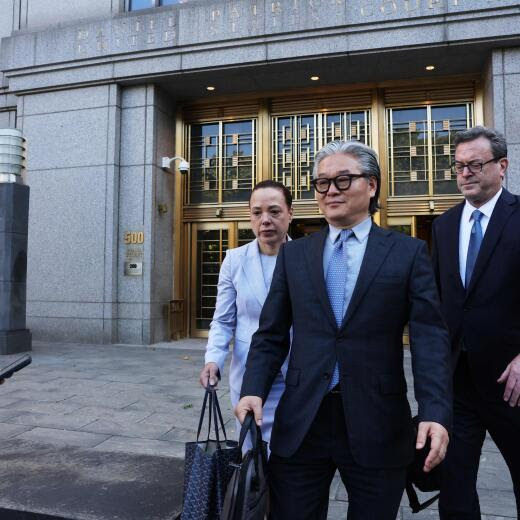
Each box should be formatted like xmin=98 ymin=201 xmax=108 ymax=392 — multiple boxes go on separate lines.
xmin=312 ymin=140 xmax=381 ymax=215
xmin=453 ymin=126 xmax=507 ymax=159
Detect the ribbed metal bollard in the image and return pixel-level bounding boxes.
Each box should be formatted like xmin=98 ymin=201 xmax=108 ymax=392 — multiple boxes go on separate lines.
xmin=0 ymin=129 xmax=32 ymax=354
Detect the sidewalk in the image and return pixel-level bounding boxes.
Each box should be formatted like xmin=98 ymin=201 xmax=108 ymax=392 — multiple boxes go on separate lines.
xmin=0 ymin=340 xmax=515 ymax=519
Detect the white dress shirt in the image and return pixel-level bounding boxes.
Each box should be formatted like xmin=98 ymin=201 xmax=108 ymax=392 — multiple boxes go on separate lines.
xmin=459 ymin=187 xmax=502 ymax=287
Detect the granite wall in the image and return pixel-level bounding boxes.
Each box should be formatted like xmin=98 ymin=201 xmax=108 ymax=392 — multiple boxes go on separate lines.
xmin=486 ymin=49 xmax=520 ymax=196
xmin=19 ymin=84 xmax=174 ymax=344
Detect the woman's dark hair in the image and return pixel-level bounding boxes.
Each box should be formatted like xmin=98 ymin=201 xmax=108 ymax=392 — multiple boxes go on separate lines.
xmin=249 ymin=180 xmax=293 ymax=209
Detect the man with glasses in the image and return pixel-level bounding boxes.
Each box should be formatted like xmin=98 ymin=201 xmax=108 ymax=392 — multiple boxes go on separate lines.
xmin=235 ymin=140 xmax=452 ymax=519
xmin=432 ymin=126 xmax=520 ymax=519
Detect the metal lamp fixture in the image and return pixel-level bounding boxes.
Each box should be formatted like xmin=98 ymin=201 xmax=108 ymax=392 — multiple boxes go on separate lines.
xmin=0 ymin=129 xmax=26 ymax=184
xmin=161 ymin=156 xmax=189 ymax=173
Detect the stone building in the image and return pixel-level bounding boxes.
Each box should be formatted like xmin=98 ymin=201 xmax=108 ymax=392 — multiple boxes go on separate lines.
xmin=1 ymin=0 xmax=519 ymax=345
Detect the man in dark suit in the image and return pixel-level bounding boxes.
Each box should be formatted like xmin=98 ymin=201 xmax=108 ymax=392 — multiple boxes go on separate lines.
xmin=432 ymin=126 xmax=520 ymax=519
xmin=235 ymin=140 xmax=452 ymax=520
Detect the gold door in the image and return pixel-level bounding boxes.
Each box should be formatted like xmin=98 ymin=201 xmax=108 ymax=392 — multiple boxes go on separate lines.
xmin=190 ymin=222 xmax=255 ymax=338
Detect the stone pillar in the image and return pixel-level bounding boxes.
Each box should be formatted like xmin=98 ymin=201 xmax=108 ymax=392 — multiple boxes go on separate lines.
xmin=484 ymin=49 xmax=520 ymax=194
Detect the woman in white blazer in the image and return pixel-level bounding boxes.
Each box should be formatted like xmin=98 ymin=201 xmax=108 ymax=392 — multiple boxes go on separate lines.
xmin=199 ymin=180 xmax=293 ymax=448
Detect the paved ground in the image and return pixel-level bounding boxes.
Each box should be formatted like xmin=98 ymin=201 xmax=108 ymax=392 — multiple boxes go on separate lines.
xmin=0 ymin=340 xmax=515 ymax=519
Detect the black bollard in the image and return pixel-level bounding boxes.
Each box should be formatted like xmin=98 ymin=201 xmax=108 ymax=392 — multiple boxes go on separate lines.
xmin=0 ymin=129 xmax=31 ymax=355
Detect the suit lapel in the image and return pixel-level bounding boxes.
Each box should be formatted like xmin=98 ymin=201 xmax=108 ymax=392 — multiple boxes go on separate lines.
xmin=445 ymin=202 xmax=465 ymax=292
xmin=466 ymin=189 xmax=517 ymax=299
xmin=242 ymin=239 xmax=268 ymax=307
xmin=342 ymin=224 xmax=395 ymax=328
xmin=304 ymin=226 xmax=338 ymax=330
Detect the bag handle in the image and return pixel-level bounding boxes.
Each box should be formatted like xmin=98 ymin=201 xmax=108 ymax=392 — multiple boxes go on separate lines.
xmin=405 ymin=482 xmax=439 ymax=513
xmin=196 ymin=383 xmax=213 ymax=443
xmin=195 ymin=382 xmax=229 ymax=446
xmin=237 ymin=412 xmax=264 ymax=487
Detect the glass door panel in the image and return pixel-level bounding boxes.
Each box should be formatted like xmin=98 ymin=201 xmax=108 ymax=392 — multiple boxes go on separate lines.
xmin=387 ymin=103 xmax=473 ymax=198
xmin=188 ymin=123 xmax=219 ymax=204
xmin=431 ymin=104 xmax=473 ymax=195
xmin=187 ymin=119 xmax=257 ymax=205
xmin=272 ymin=110 xmax=370 ymax=201
xmin=388 ymin=108 xmax=429 ymax=197
xmin=191 ymin=224 xmax=233 ymax=335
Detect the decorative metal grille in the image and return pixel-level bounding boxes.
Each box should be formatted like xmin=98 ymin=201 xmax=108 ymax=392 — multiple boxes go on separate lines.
xmin=272 ymin=111 xmax=370 ymax=200
xmin=237 ymin=228 xmax=255 ymax=247
xmin=195 ymin=229 xmax=228 ymax=330
xmin=187 ymin=120 xmax=257 ymax=204
xmin=387 ymin=103 xmax=473 ymax=197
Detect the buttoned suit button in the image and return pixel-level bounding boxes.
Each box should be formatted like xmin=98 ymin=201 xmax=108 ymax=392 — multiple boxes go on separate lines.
xmin=323 ymin=372 xmax=330 ymax=380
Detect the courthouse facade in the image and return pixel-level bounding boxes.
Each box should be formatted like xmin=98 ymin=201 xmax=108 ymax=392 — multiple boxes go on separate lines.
xmin=1 ymin=0 xmax=519 ymax=344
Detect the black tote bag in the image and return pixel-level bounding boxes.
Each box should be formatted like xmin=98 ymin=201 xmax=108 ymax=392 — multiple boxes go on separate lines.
xmin=221 ymin=413 xmax=269 ymax=520
xmin=180 ymin=385 xmax=240 ymax=520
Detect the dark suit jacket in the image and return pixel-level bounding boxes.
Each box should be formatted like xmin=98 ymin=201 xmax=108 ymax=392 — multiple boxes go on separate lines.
xmin=241 ymin=223 xmax=452 ymax=468
xmin=432 ymin=188 xmax=520 ymax=402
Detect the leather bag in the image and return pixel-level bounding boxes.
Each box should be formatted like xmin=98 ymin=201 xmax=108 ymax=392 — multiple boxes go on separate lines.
xmin=221 ymin=413 xmax=269 ymax=520
xmin=405 ymin=416 xmax=442 ymax=513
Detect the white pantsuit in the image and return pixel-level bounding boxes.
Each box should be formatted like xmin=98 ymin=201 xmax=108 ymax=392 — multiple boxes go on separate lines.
xmin=205 ymin=238 xmax=288 ymax=448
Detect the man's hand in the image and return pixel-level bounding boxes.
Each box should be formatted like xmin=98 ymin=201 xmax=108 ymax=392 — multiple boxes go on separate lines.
xmin=235 ymin=396 xmax=263 ymax=426
xmin=199 ymin=362 xmax=220 ymax=388
xmin=497 ymin=353 xmax=520 ymax=407
xmin=416 ymin=421 xmax=449 ymax=473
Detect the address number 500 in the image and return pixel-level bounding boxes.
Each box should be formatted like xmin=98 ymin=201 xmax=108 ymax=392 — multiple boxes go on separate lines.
xmin=124 ymin=231 xmax=144 ymax=244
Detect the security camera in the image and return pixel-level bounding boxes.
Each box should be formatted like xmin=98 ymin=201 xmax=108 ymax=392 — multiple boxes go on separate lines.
xmin=161 ymin=156 xmax=189 ymax=173
xmin=178 ymin=160 xmax=189 ymax=174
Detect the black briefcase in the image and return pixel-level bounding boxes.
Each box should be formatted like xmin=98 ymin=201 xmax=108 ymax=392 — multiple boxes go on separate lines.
xmin=405 ymin=416 xmax=442 ymax=513
xmin=221 ymin=413 xmax=269 ymax=520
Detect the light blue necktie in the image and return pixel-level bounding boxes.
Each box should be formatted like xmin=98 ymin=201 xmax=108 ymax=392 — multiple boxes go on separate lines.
xmin=465 ymin=209 xmax=483 ymax=288
xmin=326 ymin=229 xmax=352 ymax=391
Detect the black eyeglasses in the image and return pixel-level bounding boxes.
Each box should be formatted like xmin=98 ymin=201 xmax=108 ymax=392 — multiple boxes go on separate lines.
xmin=451 ymin=158 xmax=499 ymax=175
xmin=311 ymin=174 xmax=367 ymax=194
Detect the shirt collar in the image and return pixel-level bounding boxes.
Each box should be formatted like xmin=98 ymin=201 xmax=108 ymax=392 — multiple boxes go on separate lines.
xmin=462 ymin=187 xmax=502 ymax=222
xmin=328 ymin=215 xmax=372 ymax=244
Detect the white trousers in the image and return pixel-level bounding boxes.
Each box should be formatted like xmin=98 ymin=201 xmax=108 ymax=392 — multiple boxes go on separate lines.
xmin=230 ymin=372 xmax=285 ymax=455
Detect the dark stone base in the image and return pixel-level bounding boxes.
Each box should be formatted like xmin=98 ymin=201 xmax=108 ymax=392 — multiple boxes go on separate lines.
xmin=0 ymin=438 xmax=184 ymax=520
xmin=0 ymin=508 xmax=71 ymax=519
xmin=0 ymin=329 xmax=32 ymax=355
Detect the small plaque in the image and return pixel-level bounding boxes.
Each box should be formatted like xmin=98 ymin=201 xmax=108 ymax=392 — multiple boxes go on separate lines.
xmin=203 ymin=180 xmax=210 ymax=191
xmin=232 ymin=133 xmax=239 ymax=144
xmin=410 ymin=146 xmax=417 ymax=157
xmin=232 ymin=179 xmax=238 ymax=189
xmin=284 ymin=151 xmax=292 ymax=165
xmin=409 ymin=122 xmax=417 ymax=132
xmin=444 ymin=170 xmax=451 ymax=180
xmin=300 ymin=150 xmax=308 ymax=163
xmin=124 ymin=261 xmax=143 ymax=276
xmin=410 ymin=170 xmax=418 ymax=181
xmin=301 ymin=176 xmax=308 ymax=187
xmin=285 ymin=128 xmax=292 ymax=141
xmin=204 ymin=158 xmax=210 ymax=168
xmin=443 ymin=120 xmax=450 ymax=130
xmin=204 ymin=136 xmax=211 ymax=145
xmin=301 ymin=127 xmax=308 ymax=140
xmin=443 ymin=144 xmax=450 ymax=155
xmin=351 ymin=124 xmax=358 ymax=137
xmin=334 ymin=126 xmax=341 ymax=138
xmin=285 ymin=177 xmax=292 ymax=187
xmin=232 ymin=156 xmax=238 ymax=167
